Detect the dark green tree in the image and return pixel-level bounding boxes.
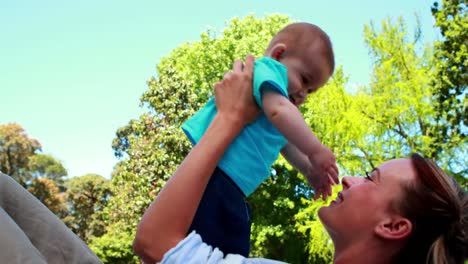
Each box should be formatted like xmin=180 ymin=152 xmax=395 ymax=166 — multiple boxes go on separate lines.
xmin=430 ymin=0 xmax=467 ymax=179
xmin=28 ymin=153 xmax=67 ymax=187
xmin=65 ymin=174 xmax=112 ymax=242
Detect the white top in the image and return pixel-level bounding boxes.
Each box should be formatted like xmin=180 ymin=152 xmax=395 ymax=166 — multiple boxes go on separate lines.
xmin=159 ymin=231 xmax=288 ymax=264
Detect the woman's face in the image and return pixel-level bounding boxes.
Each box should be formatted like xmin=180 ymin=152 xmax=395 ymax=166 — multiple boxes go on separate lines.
xmin=318 ymin=158 xmax=416 ymax=246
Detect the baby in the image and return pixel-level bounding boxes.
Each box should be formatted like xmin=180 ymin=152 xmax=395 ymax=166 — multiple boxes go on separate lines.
xmin=182 ymin=22 xmax=339 ymax=256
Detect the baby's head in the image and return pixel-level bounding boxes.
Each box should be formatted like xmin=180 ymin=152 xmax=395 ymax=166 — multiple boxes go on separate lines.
xmin=265 ymin=23 xmax=335 ymax=106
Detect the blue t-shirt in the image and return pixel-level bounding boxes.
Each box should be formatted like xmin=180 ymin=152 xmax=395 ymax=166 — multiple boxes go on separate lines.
xmin=181 ymin=57 xmax=289 ymax=196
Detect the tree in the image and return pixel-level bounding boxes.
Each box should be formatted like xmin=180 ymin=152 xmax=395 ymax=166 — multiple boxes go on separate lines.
xmin=303 ymin=67 xmax=369 ymax=175
xmin=248 ymin=160 xmax=320 ymax=263
xmin=353 ymin=16 xmax=436 ymax=168
xmin=89 ymin=230 xmax=139 ymax=264
xmin=430 ymin=0 xmax=467 ymax=179
xmin=27 ymin=178 xmax=67 ymax=217
xmin=28 ymin=153 xmax=67 ymax=187
xmin=294 ymin=189 xmax=338 ymax=264
xmin=359 ymin=16 xmax=466 ymax=186
xmin=0 ymin=123 xmax=41 ymax=186
xmin=65 ymin=174 xmax=112 ymax=242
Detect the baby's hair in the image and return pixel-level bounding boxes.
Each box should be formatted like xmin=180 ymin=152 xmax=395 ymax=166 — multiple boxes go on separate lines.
xmin=266 ymin=22 xmax=335 ymax=75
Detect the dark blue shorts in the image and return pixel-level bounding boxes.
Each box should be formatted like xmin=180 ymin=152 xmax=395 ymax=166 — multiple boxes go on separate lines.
xmin=188 ymin=167 xmax=252 ymax=257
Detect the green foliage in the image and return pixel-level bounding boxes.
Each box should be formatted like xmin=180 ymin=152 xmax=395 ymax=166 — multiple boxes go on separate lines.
xmin=89 ymin=227 xmax=139 ymax=264
xmin=358 ymin=17 xmax=435 ymax=165
xmin=248 ymin=160 xmax=310 ymax=263
xmin=431 ymin=0 xmax=467 ymax=135
xmin=0 ymin=123 xmax=41 ymax=186
xmin=359 ymin=16 xmax=466 ymax=186
xmin=65 ymin=174 xmax=112 ymax=242
xmin=294 ymin=187 xmax=341 ymax=264
xmin=430 ymin=0 xmax=467 ymax=181
xmin=28 ymin=153 xmax=67 ymax=186
xmin=303 ymin=67 xmax=371 ymax=175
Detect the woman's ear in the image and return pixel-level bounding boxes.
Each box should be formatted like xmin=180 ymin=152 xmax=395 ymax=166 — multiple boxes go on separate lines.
xmin=374 ymin=217 xmax=412 ymax=240
xmin=267 ymin=43 xmax=286 ymax=61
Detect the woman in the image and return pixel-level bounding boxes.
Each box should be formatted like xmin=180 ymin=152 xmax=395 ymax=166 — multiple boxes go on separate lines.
xmin=133 ymin=55 xmax=467 ymax=263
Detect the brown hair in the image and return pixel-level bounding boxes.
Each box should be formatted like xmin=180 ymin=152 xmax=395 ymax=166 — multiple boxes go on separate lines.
xmin=266 ymin=22 xmax=335 ymax=75
xmin=396 ymin=153 xmax=467 ymax=263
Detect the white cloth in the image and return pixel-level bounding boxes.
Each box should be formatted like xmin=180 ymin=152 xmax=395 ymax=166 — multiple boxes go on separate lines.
xmin=160 ymin=231 xmax=287 ymax=264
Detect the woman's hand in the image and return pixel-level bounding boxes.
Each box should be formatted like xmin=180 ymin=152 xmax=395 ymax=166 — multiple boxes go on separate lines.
xmin=215 ymin=54 xmax=260 ymax=128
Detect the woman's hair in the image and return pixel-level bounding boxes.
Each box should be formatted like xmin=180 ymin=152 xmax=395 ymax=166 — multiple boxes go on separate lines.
xmin=396 ymin=153 xmax=467 ymax=263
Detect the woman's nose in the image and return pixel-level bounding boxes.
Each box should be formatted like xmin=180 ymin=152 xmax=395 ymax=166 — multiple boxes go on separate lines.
xmin=341 ymin=176 xmax=362 ymax=189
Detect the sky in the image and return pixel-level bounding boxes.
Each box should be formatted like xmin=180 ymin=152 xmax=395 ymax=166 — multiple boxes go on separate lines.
xmin=0 ymin=0 xmax=439 ymax=179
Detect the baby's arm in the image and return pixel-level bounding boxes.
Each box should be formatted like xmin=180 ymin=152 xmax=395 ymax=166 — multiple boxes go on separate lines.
xmin=262 ymin=90 xmax=321 ymax=155
xmin=281 ymin=142 xmax=335 ymax=199
xmin=262 ymin=90 xmax=339 ymax=198
xmin=280 ymin=142 xmax=310 ymax=176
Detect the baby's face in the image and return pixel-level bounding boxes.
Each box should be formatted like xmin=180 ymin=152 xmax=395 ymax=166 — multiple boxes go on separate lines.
xmin=279 ymin=49 xmax=331 ymax=107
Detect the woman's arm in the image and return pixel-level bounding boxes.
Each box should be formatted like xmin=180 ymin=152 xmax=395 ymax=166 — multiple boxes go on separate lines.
xmin=133 ymin=55 xmax=259 ymax=263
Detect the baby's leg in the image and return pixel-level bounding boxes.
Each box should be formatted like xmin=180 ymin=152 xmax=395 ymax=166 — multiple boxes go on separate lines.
xmin=188 ymin=167 xmax=251 ymax=256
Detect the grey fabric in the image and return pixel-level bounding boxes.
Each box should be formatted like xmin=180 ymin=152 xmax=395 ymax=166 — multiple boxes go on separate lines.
xmin=0 ymin=173 xmax=103 ymax=264
xmin=0 ymin=207 xmax=47 ymax=263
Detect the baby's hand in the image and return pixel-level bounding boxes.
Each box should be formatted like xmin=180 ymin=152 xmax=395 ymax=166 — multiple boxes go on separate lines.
xmin=307 ymin=145 xmax=339 ymax=200
xmin=306 ymin=170 xmax=332 ymax=201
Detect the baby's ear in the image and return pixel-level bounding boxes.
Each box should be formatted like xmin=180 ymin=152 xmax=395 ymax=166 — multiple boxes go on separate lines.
xmin=374 ymin=216 xmax=412 ymax=241
xmin=268 ymin=44 xmax=287 ymax=61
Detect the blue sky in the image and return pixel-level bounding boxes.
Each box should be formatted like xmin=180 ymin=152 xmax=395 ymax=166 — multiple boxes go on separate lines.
xmin=0 ymin=0 xmax=438 ymax=178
